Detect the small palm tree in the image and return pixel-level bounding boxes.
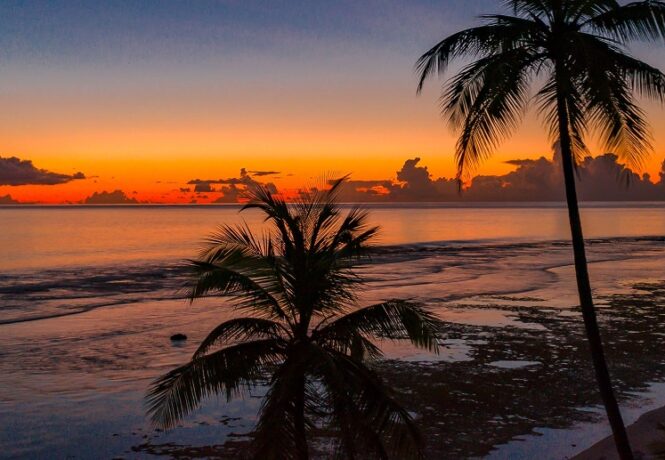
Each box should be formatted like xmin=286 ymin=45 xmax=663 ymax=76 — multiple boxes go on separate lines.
xmin=416 ymin=1 xmax=665 ymax=458
xmin=146 ymin=179 xmax=443 ymax=459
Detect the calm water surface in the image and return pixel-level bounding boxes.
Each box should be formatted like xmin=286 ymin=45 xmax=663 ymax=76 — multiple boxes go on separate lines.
xmin=2 ymin=202 xmax=664 ymax=271
xmin=1 ymin=203 xmax=665 ymax=459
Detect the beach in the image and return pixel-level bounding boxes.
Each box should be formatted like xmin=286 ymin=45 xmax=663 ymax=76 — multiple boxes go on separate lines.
xmin=574 ymin=404 xmax=665 ymax=459
xmin=1 ymin=204 xmax=665 ymax=459
xmin=4 ymin=0 xmax=665 ymax=456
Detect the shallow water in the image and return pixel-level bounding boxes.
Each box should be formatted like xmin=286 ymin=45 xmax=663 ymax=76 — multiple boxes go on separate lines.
xmin=1 ymin=204 xmax=665 ymax=458
xmin=2 ymin=202 xmax=665 ymax=271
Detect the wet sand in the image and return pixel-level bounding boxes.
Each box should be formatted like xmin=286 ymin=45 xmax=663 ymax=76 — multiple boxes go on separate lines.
xmin=1 ymin=237 xmax=664 ymax=458
xmin=574 ymin=405 xmax=665 ymax=460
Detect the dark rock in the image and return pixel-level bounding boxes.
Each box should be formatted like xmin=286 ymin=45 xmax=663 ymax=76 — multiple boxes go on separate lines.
xmin=170 ymin=333 xmax=187 ymax=341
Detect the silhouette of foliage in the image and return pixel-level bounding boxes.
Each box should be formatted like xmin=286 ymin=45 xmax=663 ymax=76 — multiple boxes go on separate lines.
xmin=146 ymin=179 xmax=444 ymax=459
xmin=417 ymin=1 xmax=665 ymax=458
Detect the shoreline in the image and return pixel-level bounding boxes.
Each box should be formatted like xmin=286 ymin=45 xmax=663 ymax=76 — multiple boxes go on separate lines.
xmin=574 ymin=405 xmax=665 ymax=459
xmin=2 ymin=235 xmax=664 ymax=458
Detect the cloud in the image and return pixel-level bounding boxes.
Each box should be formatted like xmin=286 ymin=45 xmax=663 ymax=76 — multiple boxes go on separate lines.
xmin=465 ymin=151 xmax=665 ymax=201
xmin=392 ymin=157 xmax=458 ymax=201
xmin=338 ymin=151 xmax=665 ymax=202
xmin=187 ymin=168 xmax=278 ymax=203
xmin=191 ymin=181 xmax=214 ymax=193
xmin=248 ymin=170 xmax=280 ymax=177
xmin=336 ymin=179 xmax=393 ymax=202
xmin=83 ymin=190 xmax=139 ymax=204
xmin=213 ymin=184 xmax=244 ymax=203
xmin=181 ymin=153 xmax=665 ymax=203
xmin=337 ymin=158 xmax=456 ymax=202
xmin=0 ymin=194 xmax=20 ymax=204
xmin=464 ymin=156 xmax=563 ymax=201
xmin=0 ymin=156 xmax=86 ymax=186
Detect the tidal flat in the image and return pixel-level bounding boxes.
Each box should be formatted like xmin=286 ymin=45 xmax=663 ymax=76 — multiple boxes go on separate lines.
xmin=131 ymin=281 xmax=665 ymax=459
xmin=2 ymin=236 xmax=664 ymax=459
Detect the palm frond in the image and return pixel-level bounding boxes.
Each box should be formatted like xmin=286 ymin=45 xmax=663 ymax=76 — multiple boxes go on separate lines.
xmin=567 ymin=0 xmax=619 ymax=23
xmin=331 ymin=207 xmax=378 ymax=257
xmin=251 ymin=351 xmax=313 ymax=459
xmin=319 ymin=326 xmax=384 ymax=362
xmin=187 ymin=259 xmax=288 ymax=320
xmin=568 ymin=31 xmax=655 ymax=168
xmin=613 ymin=51 xmax=665 ymax=102
xmin=192 ymin=317 xmax=288 ymax=359
xmin=243 ymin=183 xmax=305 ymax=256
xmin=536 ymin=75 xmax=591 ymax=164
xmin=200 ymin=222 xmax=273 ymax=261
xmin=315 ymin=300 xmax=444 ymax=354
xmin=587 ymin=1 xmax=665 ymax=42
xmin=146 ymin=339 xmax=285 ymax=429
xmin=307 ymin=191 xmax=342 ymax=252
xmin=419 ymin=0 xmax=664 ymax=180
xmin=416 ymin=19 xmax=542 ymax=93
xmin=313 ymin=347 xmax=424 ymax=460
xmin=584 ymin=69 xmax=652 ymax=169
xmin=447 ymin=48 xmax=541 ymax=180
xmin=503 ymin=0 xmax=552 ymax=19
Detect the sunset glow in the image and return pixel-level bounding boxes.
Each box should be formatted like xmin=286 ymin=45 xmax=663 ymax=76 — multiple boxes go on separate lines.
xmin=7 ymin=2 xmax=665 ymax=459
xmin=2 ymin=0 xmax=664 ymax=204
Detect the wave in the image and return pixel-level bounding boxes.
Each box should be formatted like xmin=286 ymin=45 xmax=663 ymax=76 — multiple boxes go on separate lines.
xmin=1 ymin=235 xmax=663 ymax=325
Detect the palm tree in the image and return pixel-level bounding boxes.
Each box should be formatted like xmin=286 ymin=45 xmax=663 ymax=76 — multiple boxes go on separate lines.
xmin=416 ymin=1 xmax=665 ymax=458
xmin=145 ymin=179 xmax=443 ymax=460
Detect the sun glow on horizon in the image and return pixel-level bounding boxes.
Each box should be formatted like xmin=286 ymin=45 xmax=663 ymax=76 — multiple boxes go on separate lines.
xmin=2 ymin=0 xmax=665 ymax=204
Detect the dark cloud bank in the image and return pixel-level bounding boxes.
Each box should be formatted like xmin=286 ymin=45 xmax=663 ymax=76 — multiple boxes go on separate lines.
xmin=337 ymin=152 xmax=665 ymax=203
xmin=188 ymin=168 xmax=278 ymax=203
xmin=84 ymin=190 xmax=138 ymax=204
xmin=183 ymin=153 xmax=665 ymax=204
xmin=3 ymin=153 xmax=664 ymax=204
xmin=0 ymin=156 xmax=85 ymax=186
xmin=0 ymin=194 xmax=19 ymax=204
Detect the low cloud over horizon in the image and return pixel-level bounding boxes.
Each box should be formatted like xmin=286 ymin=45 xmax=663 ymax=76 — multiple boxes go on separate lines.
xmin=0 ymin=156 xmax=85 ymax=186
xmin=336 ymin=150 xmax=665 ymax=203
xmin=177 ymin=151 xmax=665 ymax=204
xmin=3 ymin=151 xmax=665 ymax=204
xmin=0 ymin=194 xmax=20 ymax=204
xmin=187 ymin=168 xmax=278 ymax=203
xmin=83 ymin=190 xmax=138 ymax=205
xmin=247 ymin=170 xmax=280 ymax=177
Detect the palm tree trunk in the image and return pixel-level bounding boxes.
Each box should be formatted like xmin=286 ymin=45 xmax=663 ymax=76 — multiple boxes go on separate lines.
xmin=555 ymin=71 xmax=634 ymax=460
xmin=294 ymin=375 xmax=309 ymax=460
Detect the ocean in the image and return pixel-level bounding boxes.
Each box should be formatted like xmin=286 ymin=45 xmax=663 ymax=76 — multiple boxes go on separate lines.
xmin=1 ymin=203 xmax=665 ymax=459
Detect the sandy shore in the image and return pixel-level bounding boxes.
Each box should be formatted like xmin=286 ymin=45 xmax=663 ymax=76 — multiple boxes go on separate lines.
xmin=2 ymin=238 xmax=664 ymax=458
xmin=574 ymin=405 xmax=665 ymax=459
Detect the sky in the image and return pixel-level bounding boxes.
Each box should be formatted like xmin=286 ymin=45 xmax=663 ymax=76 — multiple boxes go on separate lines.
xmin=1 ymin=0 xmax=665 ymax=204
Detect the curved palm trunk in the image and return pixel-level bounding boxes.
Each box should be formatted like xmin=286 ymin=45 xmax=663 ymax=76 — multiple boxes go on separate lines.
xmin=555 ymin=70 xmax=634 ymax=460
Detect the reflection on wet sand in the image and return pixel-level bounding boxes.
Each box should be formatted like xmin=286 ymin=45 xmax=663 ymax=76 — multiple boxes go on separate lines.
xmin=2 ymin=237 xmax=664 ymax=458
xmin=380 ymin=282 xmax=665 ymax=458
xmin=131 ymin=281 xmax=665 ymax=458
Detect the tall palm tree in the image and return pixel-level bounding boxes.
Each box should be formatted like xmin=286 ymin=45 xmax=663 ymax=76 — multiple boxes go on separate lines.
xmin=416 ymin=1 xmax=665 ymax=458
xmin=145 ymin=179 xmax=443 ymax=460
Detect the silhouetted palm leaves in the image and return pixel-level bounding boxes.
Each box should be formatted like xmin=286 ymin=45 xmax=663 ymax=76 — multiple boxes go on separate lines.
xmin=146 ymin=179 xmax=443 ymax=459
xmin=417 ymin=1 xmax=665 ymax=458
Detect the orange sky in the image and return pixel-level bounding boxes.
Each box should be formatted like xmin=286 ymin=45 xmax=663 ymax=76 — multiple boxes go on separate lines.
xmin=2 ymin=93 xmax=664 ymax=204
xmin=2 ymin=1 xmax=665 ymax=204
